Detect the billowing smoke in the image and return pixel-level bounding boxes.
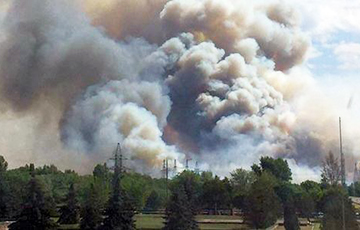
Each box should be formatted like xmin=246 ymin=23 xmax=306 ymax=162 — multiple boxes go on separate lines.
xmin=0 ymin=0 xmax=357 ymax=180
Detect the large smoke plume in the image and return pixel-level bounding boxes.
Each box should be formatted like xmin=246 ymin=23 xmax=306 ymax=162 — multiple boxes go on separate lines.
xmin=0 ymin=0 xmax=358 ymax=181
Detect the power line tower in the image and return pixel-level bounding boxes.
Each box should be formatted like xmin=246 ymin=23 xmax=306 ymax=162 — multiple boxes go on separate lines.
xmin=194 ymin=161 xmax=200 ymax=175
xmin=185 ymin=158 xmax=192 ymax=170
xmin=162 ymin=159 xmax=170 ymax=200
xmin=110 ymin=143 xmax=128 ymax=178
xmin=161 ymin=158 xmax=179 ymax=200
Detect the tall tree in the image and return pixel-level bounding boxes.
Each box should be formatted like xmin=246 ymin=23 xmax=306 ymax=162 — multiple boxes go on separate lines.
xmin=253 ymin=156 xmax=292 ymax=182
xmin=0 ymin=155 xmax=8 ymax=219
xmin=9 ymin=164 xmax=57 ymax=230
xmin=321 ymin=186 xmax=358 ymax=230
xmin=252 ymin=156 xmax=301 ymax=230
xmin=230 ymin=169 xmax=255 ymax=209
xmin=163 ymin=185 xmax=199 ymax=230
xmin=299 ymin=181 xmax=323 ymax=220
xmin=58 ymin=183 xmax=80 ymax=224
xmin=144 ymin=190 xmax=161 ymax=212
xmin=245 ymin=172 xmax=281 ymax=229
xmin=321 ymin=151 xmax=341 ymax=186
xmin=277 ymin=183 xmax=300 ymax=230
xmin=201 ymin=176 xmax=228 ymax=215
xmin=172 ymin=171 xmax=202 ymax=212
xmin=80 ymin=183 xmax=102 ymax=230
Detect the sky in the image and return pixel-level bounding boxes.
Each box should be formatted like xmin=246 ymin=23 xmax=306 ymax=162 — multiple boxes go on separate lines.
xmin=294 ymin=0 xmax=360 ymax=92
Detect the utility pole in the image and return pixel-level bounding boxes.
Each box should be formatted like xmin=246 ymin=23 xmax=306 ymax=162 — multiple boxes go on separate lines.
xmin=162 ymin=158 xmax=170 ymax=200
xmin=339 ymin=117 xmax=346 ymax=186
xmin=339 ymin=117 xmax=346 ymax=230
xmin=173 ymin=159 xmax=177 ymax=176
xmin=195 ymin=161 xmax=200 ymax=175
xmin=185 ymin=157 xmax=192 ymax=170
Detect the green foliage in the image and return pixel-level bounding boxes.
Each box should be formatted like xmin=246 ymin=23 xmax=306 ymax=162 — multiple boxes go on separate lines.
xmin=163 ymin=185 xmax=199 ymax=230
xmin=230 ymin=168 xmax=255 ymax=209
xmin=0 ymin=155 xmax=8 ymax=219
xmin=245 ymin=172 xmax=281 ymax=229
xmin=121 ymin=172 xmax=152 ymax=210
xmin=9 ymin=164 xmax=57 ymax=230
xmin=277 ymin=183 xmax=300 ymax=230
xmin=201 ymin=175 xmax=230 ymax=214
xmin=253 ymin=156 xmax=292 ymax=182
xmin=321 ymin=186 xmax=359 ymax=230
xmin=3 ymin=168 xmax=31 ymax=217
xmin=93 ymin=164 xmax=111 ymax=210
xmin=58 ymin=183 xmax=80 ymax=224
xmin=171 ymin=170 xmax=202 ymax=210
xmin=284 ymin=202 xmax=300 ymax=230
xmin=144 ymin=190 xmax=162 ymax=211
xmin=80 ymin=184 xmax=102 ymax=230
xmin=299 ymin=180 xmax=323 ymax=217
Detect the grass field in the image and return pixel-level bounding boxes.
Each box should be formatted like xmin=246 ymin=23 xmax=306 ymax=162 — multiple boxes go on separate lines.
xmin=5 ymin=215 xmax=318 ymax=230
xmin=136 ymin=214 xmax=249 ymax=230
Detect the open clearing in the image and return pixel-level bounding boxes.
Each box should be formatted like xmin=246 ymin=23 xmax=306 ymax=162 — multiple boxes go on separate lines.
xmin=3 ymin=215 xmax=319 ymax=230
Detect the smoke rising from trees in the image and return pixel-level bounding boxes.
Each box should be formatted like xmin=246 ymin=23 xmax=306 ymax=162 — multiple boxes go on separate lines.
xmin=0 ymin=0 xmax=357 ymax=180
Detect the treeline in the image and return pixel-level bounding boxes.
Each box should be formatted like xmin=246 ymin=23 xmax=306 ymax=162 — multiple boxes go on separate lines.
xmin=0 ymin=152 xmax=359 ymax=230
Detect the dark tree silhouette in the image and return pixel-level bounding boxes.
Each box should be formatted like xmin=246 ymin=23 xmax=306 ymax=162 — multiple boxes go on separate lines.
xmin=9 ymin=164 xmax=57 ymax=230
xmin=0 ymin=155 xmax=8 ymax=219
xmin=163 ymin=185 xmax=199 ymax=230
xmin=58 ymin=183 xmax=79 ymax=224
xmin=80 ymin=184 xmax=102 ymax=230
xmin=144 ymin=190 xmax=161 ymax=212
xmin=321 ymin=186 xmax=359 ymax=230
xmin=245 ymin=172 xmax=281 ymax=229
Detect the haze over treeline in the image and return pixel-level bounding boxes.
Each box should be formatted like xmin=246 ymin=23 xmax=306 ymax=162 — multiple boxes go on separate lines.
xmin=0 ymin=0 xmax=358 ymax=181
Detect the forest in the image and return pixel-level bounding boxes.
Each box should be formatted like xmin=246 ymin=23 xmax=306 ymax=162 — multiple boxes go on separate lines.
xmin=0 ymin=152 xmax=359 ymax=230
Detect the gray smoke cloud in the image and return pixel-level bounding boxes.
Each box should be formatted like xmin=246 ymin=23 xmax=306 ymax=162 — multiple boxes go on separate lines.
xmin=0 ymin=0 xmax=357 ymax=181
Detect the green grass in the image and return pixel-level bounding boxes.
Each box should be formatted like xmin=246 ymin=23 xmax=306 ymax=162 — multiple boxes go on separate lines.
xmin=58 ymin=214 xmax=317 ymax=230
xmin=135 ymin=214 xmax=247 ymax=230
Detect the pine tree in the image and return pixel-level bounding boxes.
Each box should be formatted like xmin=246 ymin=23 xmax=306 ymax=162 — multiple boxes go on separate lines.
xmin=321 ymin=186 xmax=359 ymax=230
xmin=58 ymin=183 xmax=80 ymax=224
xmin=9 ymin=164 xmax=57 ymax=230
xmin=80 ymin=183 xmax=102 ymax=230
xmin=99 ymin=145 xmax=135 ymax=230
xmin=163 ymin=185 xmax=199 ymax=230
xmin=284 ymin=201 xmax=300 ymax=230
xmin=144 ymin=190 xmax=161 ymax=212
xmin=0 ymin=155 xmax=8 ymax=219
xmin=245 ymin=172 xmax=282 ymax=229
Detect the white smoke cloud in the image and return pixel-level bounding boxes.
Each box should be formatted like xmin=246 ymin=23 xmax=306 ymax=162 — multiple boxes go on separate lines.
xmin=0 ymin=0 xmax=357 ymax=182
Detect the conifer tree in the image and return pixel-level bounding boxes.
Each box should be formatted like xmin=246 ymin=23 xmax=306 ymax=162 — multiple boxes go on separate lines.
xmin=284 ymin=201 xmax=300 ymax=230
xmin=58 ymin=183 xmax=79 ymax=224
xmin=245 ymin=172 xmax=281 ymax=229
xmin=163 ymin=185 xmax=199 ymax=230
xmin=80 ymin=183 xmax=102 ymax=230
xmin=9 ymin=164 xmax=57 ymax=230
xmin=0 ymin=155 xmax=8 ymax=219
xmin=321 ymin=186 xmax=359 ymax=230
